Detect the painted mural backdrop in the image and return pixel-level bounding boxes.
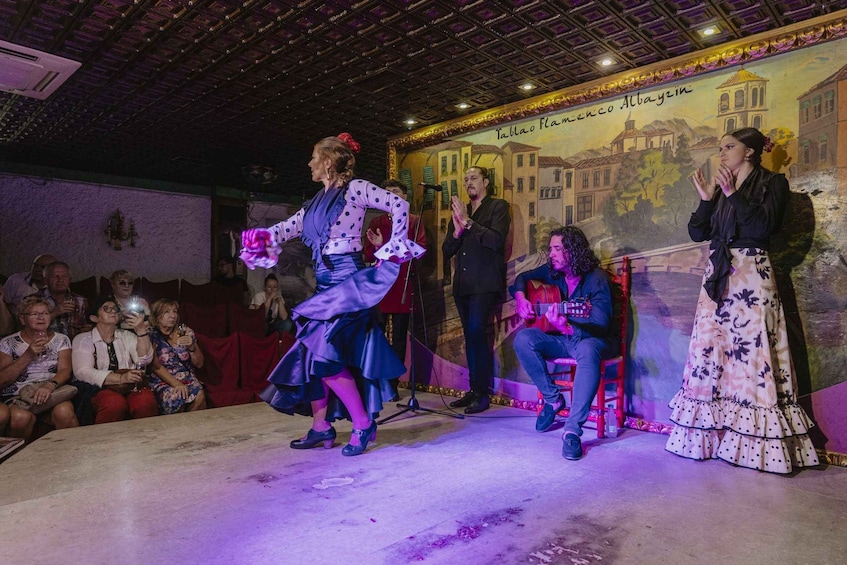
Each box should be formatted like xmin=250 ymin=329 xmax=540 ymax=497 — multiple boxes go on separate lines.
xmin=395 ymin=38 xmax=847 ymax=443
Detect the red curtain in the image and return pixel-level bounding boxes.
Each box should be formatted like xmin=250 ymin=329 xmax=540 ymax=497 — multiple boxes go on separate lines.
xmin=181 ymin=302 xmax=228 ymax=338
xmin=229 ymin=304 xmax=266 ymax=339
xmin=238 ymin=331 xmax=284 ymax=394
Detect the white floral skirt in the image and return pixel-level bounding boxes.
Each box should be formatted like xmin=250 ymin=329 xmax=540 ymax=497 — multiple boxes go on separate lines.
xmin=666 ymin=248 xmax=819 ymax=474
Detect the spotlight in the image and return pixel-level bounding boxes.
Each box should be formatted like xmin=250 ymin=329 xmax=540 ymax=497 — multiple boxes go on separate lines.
xmin=520 ymin=83 xmax=535 ymax=91
xmin=456 ymin=102 xmax=470 ymax=109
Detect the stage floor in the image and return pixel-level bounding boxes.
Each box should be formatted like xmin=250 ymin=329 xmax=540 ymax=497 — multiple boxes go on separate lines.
xmin=2 ymin=392 xmax=845 ymax=565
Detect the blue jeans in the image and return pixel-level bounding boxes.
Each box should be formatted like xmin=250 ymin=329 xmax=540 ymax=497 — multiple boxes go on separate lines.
xmin=514 ymin=327 xmax=613 ymax=437
xmin=454 ymin=292 xmax=501 ymax=395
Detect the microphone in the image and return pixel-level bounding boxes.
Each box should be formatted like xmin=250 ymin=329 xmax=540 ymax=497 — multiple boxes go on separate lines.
xmin=420 ymin=183 xmax=443 ymax=191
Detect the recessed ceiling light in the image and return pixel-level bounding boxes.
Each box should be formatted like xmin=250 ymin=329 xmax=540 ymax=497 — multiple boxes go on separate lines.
xmin=598 ymin=58 xmax=615 ymax=67
xmin=700 ymin=25 xmax=719 ymax=37
xmin=404 ymin=118 xmax=416 ymax=126
xmin=456 ymin=102 xmax=470 ymax=110
xmin=520 ymin=83 xmax=535 ymax=91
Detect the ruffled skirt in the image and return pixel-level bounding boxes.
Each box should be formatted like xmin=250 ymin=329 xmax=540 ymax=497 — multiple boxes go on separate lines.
xmin=665 ymin=248 xmax=819 ymax=473
xmin=261 ymin=254 xmax=404 ymax=421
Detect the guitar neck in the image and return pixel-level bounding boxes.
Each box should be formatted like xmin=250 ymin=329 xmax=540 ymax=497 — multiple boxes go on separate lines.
xmin=532 ymin=302 xmax=579 ymax=316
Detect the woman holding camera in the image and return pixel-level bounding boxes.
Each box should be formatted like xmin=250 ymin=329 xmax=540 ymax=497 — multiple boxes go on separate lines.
xmin=109 ymin=270 xmax=150 ymax=332
xmin=148 ymin=299 xmax=206 ymax=414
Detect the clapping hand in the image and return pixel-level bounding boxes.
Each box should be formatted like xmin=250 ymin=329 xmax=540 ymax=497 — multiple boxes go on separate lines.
xmin=451 ymin=196 xmax=469 ymax=236
xmin=689 ymin=169 xmax=716 ymax=201
xmin=714 ymin=164 xmax=737 ymax=197
xmin=366 ymin=227 xmax=384 ymax=248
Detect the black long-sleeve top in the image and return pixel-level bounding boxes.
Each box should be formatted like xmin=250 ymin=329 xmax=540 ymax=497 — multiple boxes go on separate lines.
xmin=442 ymin=196 xmax=511 ymax=297
xmin=689 ymin=167 xmax=789 ymax=303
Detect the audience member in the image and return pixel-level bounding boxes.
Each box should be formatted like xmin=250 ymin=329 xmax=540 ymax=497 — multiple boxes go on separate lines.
xmin=510 ymin=226 xmax=615 ymax=460
xmin=0 ymin=403 xmax=9 ymax=436
xmin=0 ymin=286 xmax=13 ymax=337
xmin=442 ymin=166 xmax=511 ymax=414
xmin=250 ymin=274 xmax=293 ymax=335
xmin=0 ymin=296 xmax=79 ymax=440
xmin=2 ymin=254 xmax=56 ymax=317
xmin=71 ymin=296 xmax=157 ymax=423
xmin=364 ymin=179 xmax=427 ymax=399
xmin=109 ymin=270 xmax=150 ymax=331
xmin=148 ymin=299 xmax=206 ymax=414
xmin=37 ymin=262 xmax=89 ymax=340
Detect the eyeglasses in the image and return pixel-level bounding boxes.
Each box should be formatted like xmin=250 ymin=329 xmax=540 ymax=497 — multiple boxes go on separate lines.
xmin=117 ymin=280 xmax=133 ymax=286
xmin=24 ymin=312 xmax=51 ymax=318
xmin=101 ymin=305 xmax=121 ymax=313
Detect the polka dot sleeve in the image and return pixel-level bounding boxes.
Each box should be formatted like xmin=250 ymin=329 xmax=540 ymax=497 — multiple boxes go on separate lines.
xmin=269 ymin=208 xmax=305 ymax=245
xmin=346 ymin=179 xmax=425 ymax=262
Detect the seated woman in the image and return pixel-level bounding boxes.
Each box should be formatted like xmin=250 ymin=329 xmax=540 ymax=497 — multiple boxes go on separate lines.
xmin=148 ymin=299 xmax=206 ymax=414
xmin=0 ymin=296 xmax=79 ymax=440
xmin=72 ymin=295 xmax=157 ymax=423
xmin=109 ymin=270 xmax=150 ymax=332
xmin=250 ymin=274 xmax=294 ymax=334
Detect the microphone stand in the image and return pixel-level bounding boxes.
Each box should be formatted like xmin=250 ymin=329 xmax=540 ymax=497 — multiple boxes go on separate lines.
xmin=378 ymin=187 xmax=464 ymax=424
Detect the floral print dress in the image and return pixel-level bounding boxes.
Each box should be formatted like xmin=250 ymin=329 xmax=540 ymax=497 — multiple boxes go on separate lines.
xmin=149 ymin=329 xmax=203 ymax=414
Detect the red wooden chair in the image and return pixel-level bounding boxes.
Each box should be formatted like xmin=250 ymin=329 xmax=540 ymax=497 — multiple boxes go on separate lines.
xmin=229 ymin=303 xmax=266 ymax=339
xmin=196 ymin=333 xmax=255 ymax=407
xmin=536 ymin=256 xmax=631 ymax=438
xmin=238 ymin=331 xmax=284 ymax=394
xmin=181 ymin=302 xmax=228 ymax=338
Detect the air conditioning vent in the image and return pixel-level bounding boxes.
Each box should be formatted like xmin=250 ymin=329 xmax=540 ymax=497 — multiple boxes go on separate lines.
xmin=0 ymin=40 xmax=80 ymax=100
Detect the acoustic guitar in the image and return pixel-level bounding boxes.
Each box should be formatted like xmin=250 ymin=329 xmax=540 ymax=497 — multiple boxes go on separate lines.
xmin=524 ymin=280 xmax=592 ymax=333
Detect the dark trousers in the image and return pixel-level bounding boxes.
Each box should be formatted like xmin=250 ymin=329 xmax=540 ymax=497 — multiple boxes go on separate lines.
xmin=454 ymin=292 xmax=500 ymax=395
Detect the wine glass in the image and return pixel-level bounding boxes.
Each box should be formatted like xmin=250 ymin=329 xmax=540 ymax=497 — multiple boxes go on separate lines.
xmin=36 ymin=331 xmax=47 ymax=358
xmin=132 ymin=361 xmax=146 ymax=393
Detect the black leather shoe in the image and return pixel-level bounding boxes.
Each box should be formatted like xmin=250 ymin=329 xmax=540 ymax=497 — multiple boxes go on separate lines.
xmin=450 ymin=391 xmax=476 ymax=408
xmin=536 ymin=394 xmax=564 ymax=432
xmin=464 ymin=394 xmax=490 ymax=414
xmin=562 ymin=432 xmax=583 ymax=460
xmin=290 ymin=426 xmax=336 ymax=450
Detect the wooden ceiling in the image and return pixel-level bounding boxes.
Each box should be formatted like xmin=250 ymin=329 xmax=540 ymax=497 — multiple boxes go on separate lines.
xmin=1 ymin=0 xmax=845 ymax=198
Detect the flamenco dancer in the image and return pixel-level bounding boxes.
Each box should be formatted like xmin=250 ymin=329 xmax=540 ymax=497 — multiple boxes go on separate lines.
xmin=665 ymin=127 xmax=819 ymax=473
xmin=240 ymin=133 xmax=425 ymax=456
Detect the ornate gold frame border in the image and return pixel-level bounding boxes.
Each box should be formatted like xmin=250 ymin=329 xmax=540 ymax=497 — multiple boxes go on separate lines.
xmin=386 ymin=10 xmax=847 ymax=177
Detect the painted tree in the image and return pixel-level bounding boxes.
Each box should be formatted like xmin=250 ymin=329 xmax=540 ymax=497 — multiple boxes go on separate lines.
xmin=765 ymin=127 xmax=795 ymax=173
xmin=637 ymin=149 xmax=681 ymax=204
xmin=534 ymin=216 xmax=560 ymax=254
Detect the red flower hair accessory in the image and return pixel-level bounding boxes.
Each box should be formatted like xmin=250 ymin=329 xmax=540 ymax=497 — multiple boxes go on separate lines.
xmin=763 ymin=136 xmax=775 ymax=152
xmin=337 ymin=132 xmax=361 ymax=154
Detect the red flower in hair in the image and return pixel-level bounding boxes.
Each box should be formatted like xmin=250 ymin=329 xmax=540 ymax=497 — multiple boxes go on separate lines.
xmin=763 ymin=136 xmax=775 ymax=153
xmin=337 ymin=132 xmax=361 ymax=154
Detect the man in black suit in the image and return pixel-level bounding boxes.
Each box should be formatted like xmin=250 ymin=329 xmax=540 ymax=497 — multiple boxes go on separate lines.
xmin=442 ymin=166 xmax=511 ymax=414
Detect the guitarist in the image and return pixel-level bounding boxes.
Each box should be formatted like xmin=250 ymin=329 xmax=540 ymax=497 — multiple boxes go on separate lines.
xmin=510 ymin=226 xmax=616 ymax=460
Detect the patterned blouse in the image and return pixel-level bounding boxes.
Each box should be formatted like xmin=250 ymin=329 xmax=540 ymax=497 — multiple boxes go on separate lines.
xmin=0 ymin=332 xmax=71 ymax=396
xmin=268 ymin=179 xmax=425 ymax=262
